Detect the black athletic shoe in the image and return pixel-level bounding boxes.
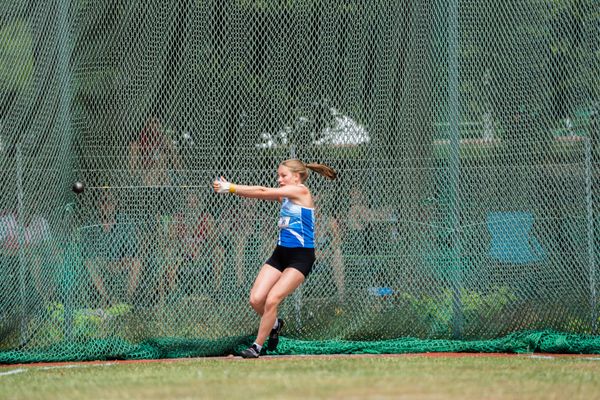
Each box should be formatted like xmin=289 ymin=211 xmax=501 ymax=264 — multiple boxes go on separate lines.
xmin=267 ymin=318 xmax=284 ymax=351
xmin=240 ymin=345 xmax=260 ymax=359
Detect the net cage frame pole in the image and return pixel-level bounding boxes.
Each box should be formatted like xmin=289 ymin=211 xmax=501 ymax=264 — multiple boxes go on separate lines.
xmin=16 ymin=144 xmax=26 ymax=346
xmin=58 ymin=0 xmax=75 ymax=342
xmin=448 ymin=0 xmax=463 ymax=339
xmin=585 ymin=136 xmax=597 ymax=334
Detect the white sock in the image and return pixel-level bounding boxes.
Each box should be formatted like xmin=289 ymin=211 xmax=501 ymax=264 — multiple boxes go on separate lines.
xmin=253 ymin=342 xmax=262 ymax=352
xmin=272 ymin=319 xmax=279 ymax=330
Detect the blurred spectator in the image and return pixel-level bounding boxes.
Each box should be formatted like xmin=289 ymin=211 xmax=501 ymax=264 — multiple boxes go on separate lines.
xmin=129 ymin=116 xmax=180 ymax=187
xmin=177 ymin=193 xmax=225 ymax=294
xmin=219 ymin=198 xmax=261 ymax=288
xmin=314 ymin=202 xmax=345 ymax=301
xmin=84 ymin=192 xmax=142 ymax=305
xmin=0 ymin=210 xmax=18 ymax=250
xmin=26 ymin=215 xmax=60 ymax=301
xmin=0 ymin=211 xmax=59 ymax=301
xmin=154 ymin=213 xmax=184 ymax=300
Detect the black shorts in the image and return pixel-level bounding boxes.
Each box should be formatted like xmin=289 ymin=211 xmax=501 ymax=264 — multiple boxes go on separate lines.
xmin=265 ymin=245 xmax=316 ymax=278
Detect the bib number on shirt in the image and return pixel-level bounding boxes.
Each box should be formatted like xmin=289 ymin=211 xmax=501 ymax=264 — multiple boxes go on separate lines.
xmin=278 ymin=217 xmax=290 ymax=229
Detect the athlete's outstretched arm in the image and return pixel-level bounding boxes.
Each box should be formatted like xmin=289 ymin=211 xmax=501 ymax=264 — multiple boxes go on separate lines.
xmin=213 ymin=178 xmax=307 ymax=202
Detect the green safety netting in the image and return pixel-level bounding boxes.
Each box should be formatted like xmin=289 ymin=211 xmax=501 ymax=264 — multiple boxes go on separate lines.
xmin=1 ymin=0 xmax=599 ymax=363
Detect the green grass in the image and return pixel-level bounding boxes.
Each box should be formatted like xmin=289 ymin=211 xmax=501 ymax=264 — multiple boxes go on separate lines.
xmin=1 ymin=355 xmax=599 ymax=400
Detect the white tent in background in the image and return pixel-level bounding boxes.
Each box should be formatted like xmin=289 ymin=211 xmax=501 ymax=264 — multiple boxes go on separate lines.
xmin=256 ymin=108 xmax=370 ymax=149
xmin=312 ymin=108 xmax=369 ymax=146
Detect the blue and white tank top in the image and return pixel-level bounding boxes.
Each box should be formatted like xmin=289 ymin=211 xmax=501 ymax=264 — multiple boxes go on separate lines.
xmin=277 ymin=197 xmax=315 ymax=248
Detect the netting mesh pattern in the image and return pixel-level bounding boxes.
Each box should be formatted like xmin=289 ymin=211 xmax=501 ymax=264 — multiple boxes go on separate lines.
xmin=1 ymin=0 xmax=600 ymax=363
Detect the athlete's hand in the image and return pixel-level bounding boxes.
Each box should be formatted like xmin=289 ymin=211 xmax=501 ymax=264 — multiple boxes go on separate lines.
xmin=213 ymin=177 xmax=232 ymax=194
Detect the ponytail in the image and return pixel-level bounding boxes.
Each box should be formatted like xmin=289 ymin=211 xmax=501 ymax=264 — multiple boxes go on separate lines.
xmin=306 ymin=163 xmax=337 ymax=180
xmin=281 ymin=159 xmax=338 ymax=182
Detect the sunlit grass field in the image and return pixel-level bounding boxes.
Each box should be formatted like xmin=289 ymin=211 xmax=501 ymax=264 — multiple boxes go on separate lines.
xmin=2 ymin=354 xmax=599 ymax=400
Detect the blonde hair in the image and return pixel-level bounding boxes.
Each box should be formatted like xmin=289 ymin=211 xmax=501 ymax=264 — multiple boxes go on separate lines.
xmin=281 ymin=159 xmax=337 ymax=182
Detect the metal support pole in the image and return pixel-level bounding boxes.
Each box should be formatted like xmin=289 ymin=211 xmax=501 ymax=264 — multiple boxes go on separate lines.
xmin=448 ymin=0 xmax=463 ymax=339
xmin=16 ymin=144 xmax=26 ymax=345
xmin=585 ymin=136 xmax=597 ymax=334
